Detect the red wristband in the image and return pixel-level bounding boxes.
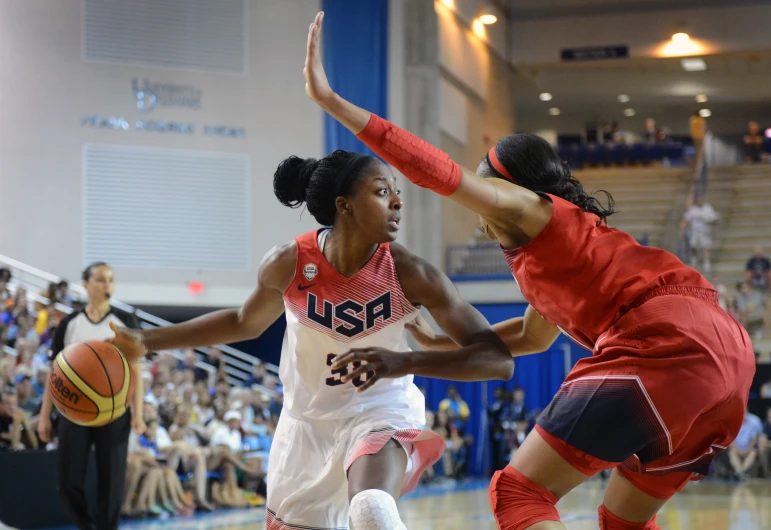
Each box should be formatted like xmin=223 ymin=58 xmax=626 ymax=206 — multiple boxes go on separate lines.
xmin=357 ymin=114 xmax=462 ymax=196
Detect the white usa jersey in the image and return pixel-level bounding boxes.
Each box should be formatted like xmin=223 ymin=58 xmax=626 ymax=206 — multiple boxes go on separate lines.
xmin=280 ymin=229 xmax=424 ymax=420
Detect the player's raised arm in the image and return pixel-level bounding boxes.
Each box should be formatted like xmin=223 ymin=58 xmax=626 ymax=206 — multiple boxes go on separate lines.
xmin=109 ymin=243 xmax=296 ymax=363
xmin=408 ymin=306 xmax=560 ymax=356
xmin=303 ymin=12 xmax=550 ymax=243
xmin=334 ymin=244 xmax=514 ymax=390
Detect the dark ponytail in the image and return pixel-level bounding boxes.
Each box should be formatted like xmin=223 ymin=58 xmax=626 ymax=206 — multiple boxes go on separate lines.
xmin=491 ymin=134 xmax=616 ymax=224
xmin=273 ymin=150 xmax=377 ymax=226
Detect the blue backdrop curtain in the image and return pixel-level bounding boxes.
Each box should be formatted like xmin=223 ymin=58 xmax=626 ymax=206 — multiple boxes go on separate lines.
xmin=322 ymin=0 xmax=389 ymax=155
xmin=415 ymin=302 xmax=589 ymax=477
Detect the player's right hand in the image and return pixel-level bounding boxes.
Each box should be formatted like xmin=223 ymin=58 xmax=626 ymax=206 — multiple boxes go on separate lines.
xmin=304 ymin=12 xmax=333 ymax=105
xmin=37 ymin=416 xmax=52 ymax=443
xmin=108 ymin=321 xmax=148 ymax=362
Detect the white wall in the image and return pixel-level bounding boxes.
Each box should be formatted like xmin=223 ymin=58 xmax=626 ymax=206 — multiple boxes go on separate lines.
xmin=510 ymin=3 xmax=771 ymax=65
xmin=0 ymin=0 xmax=323 ymax=306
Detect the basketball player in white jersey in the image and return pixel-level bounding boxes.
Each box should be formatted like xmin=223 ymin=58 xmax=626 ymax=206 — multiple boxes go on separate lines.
xmin=110 ymin=150 xmax=513 ymax=529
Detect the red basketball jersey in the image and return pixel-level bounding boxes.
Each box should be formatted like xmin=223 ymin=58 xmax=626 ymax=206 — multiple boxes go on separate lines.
xmin=502 ymin=194 xmax=713 ymax=350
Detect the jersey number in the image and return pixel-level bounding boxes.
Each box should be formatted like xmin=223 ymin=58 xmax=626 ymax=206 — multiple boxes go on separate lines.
xmin=325 ymin=354 xmax=372 ymax=388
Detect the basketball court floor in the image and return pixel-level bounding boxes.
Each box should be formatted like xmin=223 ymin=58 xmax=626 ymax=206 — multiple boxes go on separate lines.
xmin=44 ymin=477 xmax=771 ymax=530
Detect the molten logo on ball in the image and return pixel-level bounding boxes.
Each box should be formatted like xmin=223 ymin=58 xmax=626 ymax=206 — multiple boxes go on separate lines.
xmin=50 ymin=371 xmax=81 ymax=404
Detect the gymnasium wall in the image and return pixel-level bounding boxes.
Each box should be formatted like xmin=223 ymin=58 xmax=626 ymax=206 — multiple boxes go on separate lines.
xmin=0 ymin=0 xmax=323 ymax=306
xmin=435 ymin=1 xmax=517 ymax=248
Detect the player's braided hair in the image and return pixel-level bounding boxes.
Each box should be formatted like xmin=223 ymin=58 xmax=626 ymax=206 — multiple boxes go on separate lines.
xmin=491 ymin=134 xmax=617 ymax=225
xmin=274 ymin=150 xmax=376 ymax=226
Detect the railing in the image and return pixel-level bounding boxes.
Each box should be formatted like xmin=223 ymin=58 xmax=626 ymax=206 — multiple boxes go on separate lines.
xmin=445 ymin=242 xmax=512 ymax=281
xmin=0 ymin=253 xmax=279 ymax=395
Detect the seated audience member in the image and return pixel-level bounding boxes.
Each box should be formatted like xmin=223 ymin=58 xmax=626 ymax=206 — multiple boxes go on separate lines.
xmin=736 ymin=282 xmax=766 ymax=338
xmin=729 ymin=409 xmax=764 ymax=479
xmin=243 ymin=362 xmax=266 ymax=388
xmin=760 ymin=379 xmax=771 ymax=399
xmin=746 ymin=246 xmax=771 ymax=292
xmin=179 ymin=349 xmax=208 ymax=382
xmin=0 ymin=386 xmax=38 ymax=450
xmin=760 ymin=408 xmax=771 ymax=478
xmin=136 ymin=419 xmax=191 ymax=515
xmin=15 ymin=374 xmax=39 ymax=414
xmin=439 ymin=385 xmax=470 ymax=431
xmin=210 ymin=410 xmax=249 ymax=508
xmin=744 ymin=121 xmax=767 ymax=164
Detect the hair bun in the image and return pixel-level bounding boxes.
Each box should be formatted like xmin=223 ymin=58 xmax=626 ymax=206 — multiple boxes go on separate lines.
xmin=273 ymin=156 xmax=320 ymax=208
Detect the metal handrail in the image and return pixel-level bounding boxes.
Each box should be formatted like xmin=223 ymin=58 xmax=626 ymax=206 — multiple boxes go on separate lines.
xmin=0 ymin=253 xmax=278 ymax=386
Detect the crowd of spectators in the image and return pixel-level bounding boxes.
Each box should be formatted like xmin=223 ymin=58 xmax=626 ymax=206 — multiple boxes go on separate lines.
xmin=0 ymin=267 xmax=280 ymax=520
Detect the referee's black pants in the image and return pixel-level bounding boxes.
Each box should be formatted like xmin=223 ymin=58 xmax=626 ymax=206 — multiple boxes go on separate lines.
xmin=57 ymin=410 xmax=131 ymax=530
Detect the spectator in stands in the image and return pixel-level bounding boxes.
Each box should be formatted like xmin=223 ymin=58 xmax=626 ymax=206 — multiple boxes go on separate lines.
xmin=136 ymin=419 xmax=191 ymax=515
xmin=681 ymin=196 xmax=719 ymax=273
xmin=31 ymin=365 xmax=47 ymax=399
xmin=0 ymin=269 xmax=11 ymax=308
xmin=746 ymin=246 xmax=771 ymax=292
xmin=689 ymin=111 xmax=707 ymax=167
xmin=610 ymin=122 xmax=625 ymax=144
xmin=744 ymin=121 xmax=767 ymax=164
xmin=0 ymin=385 xmax=38 ymax=450
xmin=15 ymin=374 xmax=38 ymax=414
xmin=243 ymin=362 xmax=266 ymax=388
xmin=180 ymin=349 xmax=208 ymax=382
xmin=761 ymin=379 xmax=771 ymax=399
xmin=643 ymin=118 xmax=657 ymax=143
xmin=210 ymin=410 xmax=248 ymax=508
xmin=736 ymin=282 xmax=766 ymax=339
xmin=439 ymin=385 xmax=470 ymax=431
xmin=600 ymin=121 xmax=613 ymax=144
xmin=729 ymin=408 xmax=764 ymax=479
xmin=760 ymin=407 xmax=771 ymax=477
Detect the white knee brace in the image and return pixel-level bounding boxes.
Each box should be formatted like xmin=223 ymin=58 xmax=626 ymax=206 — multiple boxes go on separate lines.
xmin=349 ymin=489 xmax=407 ymax=530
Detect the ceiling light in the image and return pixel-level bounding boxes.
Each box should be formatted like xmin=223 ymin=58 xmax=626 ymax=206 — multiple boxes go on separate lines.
xmin=478 ymin=4 xmax=498 ymax=25
xmin=672 ymin=32 xmax=690 ymax=44
xmin=440 ymin=0 xmax=454 ymax=8
xmin=549 ymin=108 xmax=561 ymax=116
xmin=472 ymin=18 xmax=486 ymax=38
xmin=539 ymin=92 xmax=553 ymax=102
xmin=618 ymin=94 xmax=630 ymax=103
xmin=681 ymin=58 xmax=707 ymax=71
xmin=766 ymin=128 xmax=771 ymax=139
xmin=624 ymin=108 xmax=636 ymax=117
xmin=699 ymin=109 xmax=711 ymax=118
xmin=695 ymin=94 xmax=708 ymax=103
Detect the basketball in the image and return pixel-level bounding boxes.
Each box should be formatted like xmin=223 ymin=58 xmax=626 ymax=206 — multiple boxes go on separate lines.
xmin=49 ymin=341 xmax=135 ymax=427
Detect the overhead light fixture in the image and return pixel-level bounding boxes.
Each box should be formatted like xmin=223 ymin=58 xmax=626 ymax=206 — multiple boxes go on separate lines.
xmin=695 ymin=94 xmax=708 ymax=103
xmin=472 ymin=18 xmax=486 ymax=38
xmin=699 ymin=109 xmax=712 ymax=118
xmin=766 ymin=128 xmax=771 ymax=139
xmin=672 ymin=32 xmax=690 ymax=44
xmin=440 ymin=0 xmax=454 ymax=8
xmin=618 ymin=94 xmax=630 ymax=103
xmin=681 ymin=58 xmax=707 ymax=71
xmin=478 ymin=4 xmax=498 ymax=24
xmin=539 ymin=92 xmax=553 ymax=102
xmin=624 ymin=108 xmax=636 ymax=117
xmin=549 ymin=108 xmax=561 ymax=116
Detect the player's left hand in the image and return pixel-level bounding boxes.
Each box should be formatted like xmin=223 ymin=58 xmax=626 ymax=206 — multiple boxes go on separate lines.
xmin=304 ymin=12 xmax=333 ymax=104
xmin=334 ymin=347 xmax=410 ymax=392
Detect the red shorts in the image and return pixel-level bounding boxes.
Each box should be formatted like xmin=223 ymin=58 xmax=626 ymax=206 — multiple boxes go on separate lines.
xmin=536 ymin=287 xmax=755 ymax=499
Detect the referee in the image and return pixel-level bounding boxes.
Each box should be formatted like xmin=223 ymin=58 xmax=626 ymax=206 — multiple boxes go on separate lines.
xmin=38 ymin=262 xmax=145 ymax=530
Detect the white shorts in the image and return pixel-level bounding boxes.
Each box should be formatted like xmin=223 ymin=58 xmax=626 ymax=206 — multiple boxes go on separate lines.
xmin=265 ymin=408 xmax=445 ymax=529
xmin=690 ymin=231 xmax=712 ymax=250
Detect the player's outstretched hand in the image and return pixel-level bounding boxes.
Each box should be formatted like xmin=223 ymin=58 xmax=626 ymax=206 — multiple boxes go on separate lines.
xmin=108 ymin=321 xmax=148 ymax=363
xmin=304 ymin=12 xmax=333 ymax=104
xmin=333 ymin=347 xmax=410 ymax=392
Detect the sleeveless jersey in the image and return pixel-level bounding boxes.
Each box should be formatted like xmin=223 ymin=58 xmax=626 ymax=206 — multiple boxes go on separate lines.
xmin=502 ymin=194 xmax=714 ymax=350
xmin=280 ymin=230 xmax=423 ymax=420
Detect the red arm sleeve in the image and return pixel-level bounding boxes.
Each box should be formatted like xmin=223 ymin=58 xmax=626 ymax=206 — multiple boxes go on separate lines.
xmin=356 ymin=113 xmax=462 ymax=197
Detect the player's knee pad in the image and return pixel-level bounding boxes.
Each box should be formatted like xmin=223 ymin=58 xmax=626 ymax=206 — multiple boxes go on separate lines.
xmin=349 ymin=489 xmax=407 ymax=530
xmin=598 ymin=504 xmax=660 ymax=530
xmin=488 ymin=466 xmax=560 ymax=530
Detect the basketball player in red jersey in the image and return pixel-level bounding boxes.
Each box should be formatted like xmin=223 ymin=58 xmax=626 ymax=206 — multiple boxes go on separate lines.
xmin=303 ymin=12 xmax=755 ymax=530
xmin=110 ymin=149 xmax=513 ymax=528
